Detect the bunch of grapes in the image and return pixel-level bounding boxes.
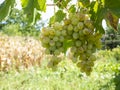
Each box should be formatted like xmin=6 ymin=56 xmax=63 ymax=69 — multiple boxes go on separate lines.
xmin=40 ymin=11 xmax=102 ymax=75
xmin=64 ymin=12 xmax=102 ymax=75
xmin=40 ymin=22 xmax=66 ymax=70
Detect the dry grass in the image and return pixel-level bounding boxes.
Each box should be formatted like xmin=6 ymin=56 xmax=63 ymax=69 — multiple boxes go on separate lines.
xmin=0 ymin=35 xmax=45 ymax=71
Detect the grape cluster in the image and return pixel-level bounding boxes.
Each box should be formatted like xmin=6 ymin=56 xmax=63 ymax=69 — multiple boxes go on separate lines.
xmin=40 ymin=22 xmax=65 ymax=70
xmin=40 ymin=12 xmax=102 ymax=75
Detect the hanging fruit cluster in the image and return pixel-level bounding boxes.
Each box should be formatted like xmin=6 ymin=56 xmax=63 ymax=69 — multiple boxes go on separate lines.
xmin=40 ymin=10 xmax=102 ymax=75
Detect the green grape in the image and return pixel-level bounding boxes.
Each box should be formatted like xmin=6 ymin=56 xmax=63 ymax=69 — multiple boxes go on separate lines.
xmin=74 ymin=27 xmax=79 ymax=32
xmin=49 ymin=28 xmax=55 ymax=36
xmin=56 ymin=42 xmax=62 ymax=48
xmin=59 ymin=36 xmax=65 ymax=42
xmin=47 ymin=60 xmax=53 ymax=68
xmin=52 ymin=56 xmax=61 ymax=65
xmin=64 ymin=19 xmax=71 ymax=25
xmin=75 ymin=40 xmax=82 ymax=47
xmin=87 ymin=44 xmax=93 ymax=50
xmin=71 ymin=18 xmax=79 ymax=26
xmin=55 ymin=30 xmax=61 ymax=36
xmin=78 ymin=47 xmax=84 ymax=53
xmin=73 ymin=32 xmax=79 ymax=39
xmin=45 ymin=49 xmax=51 ymax=54
xmin=59 ymin=47 xmax=64 ymax=52
xmin=86 ymin=50 xmax=92 ymax=57
xmin=61 ymin=30 xmax=67 ymax=36
xmin=49 ymin=46 xmax=56 ymax=52
xmin=79 ymin=53 xmax=87 ymax=60
xmin=54 ymin=49 xmax=60 ymax=55
xmin=68 ymin=24 xmax=73 ymax=31
xmin=89 ymin=55 xmax=96 ymax=61
xmin=67 ymin=30 xmax=73 ymax=36
xmin=49 ymin=40 xmax=55 ymax=46
xmin=77 ymin=22 xmax=84 ymax=30
xmin=83 ymin=28 xmax=90 ymax=35
xmin=53 ymin=22 xmax=62 ymax=30
xmin=77 ymin=13 xmax=85 ymax=21
xmin=84 ymin=20 xmax=94 ymax=30
xmin=79 ymin=30 xmax=84 ymax=37
xmin=71 ymin=46 xmax=77 ymax=53
xmin=41 ymin=43 xmax=49 ymax=48
xmin=53 ymin=36 xmax=59 ymax=42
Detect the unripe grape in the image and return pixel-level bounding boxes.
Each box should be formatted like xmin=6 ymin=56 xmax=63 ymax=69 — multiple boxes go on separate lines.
xmin=67 ymin=30 xmax=73 ymax=35
xmin=49 ymin=46 xmax=56 ymax=51
xmin=55 ymin=30 xmax=61 ymax=36
xmin=83 ymin=28 xmax=90 ymax=35
xmin=47 ymin=61 xmax=53 ymax=68
xmin=73 ymin=32 xmax=79 ymax=39
xmin=54 ymin=49 xmax=60 ymax=55
xmin=45 ymin=49 xmax=51 ymax=54
xmin=84 ymin=20 xmax=94 ymax=30
xmin=71 ymin=46 xmax=77 ymax=53
xmin=87 ymin=44 xmax=93 ymax=50
xmin=49 ymin=40 xmax=55 ymax=46
xmin=61 ymin=30 xmax=67 ymax=36
xmin=71 ymin=18 xmax=79 ymax=26
xmin=49 ymin=28 xmax=55 ymax=36
xmin=78 ymin=47 xmax=84 ymax=53
xmin=64 ymin=19 xmax=71 ymax=25
xmin=77 ymin=13 xmax=85 ymax=21
xmin=79 ymin=30 xmax=84 ymax=37
xmin=59 ymin=36 xmax=65 ymax=42
xmin=59 ymin=47 xmax=64 ymax=52
xmin=68 ymin=24 xmax=73 ymax=31
xmin=86 ymin=50 xmax=92 ymax=56
xmin=56 ymin=42 xmax=62 ymax=47
xmin=79 ymin=53 xmax=87 ymax=60
xmin=75 ymin=40 xmax=82 ymax=47
xmin=77 ymin=22 xmax=84 ymax=30
xmin=74 ymin=27 xmax=79 ymax=32
xmin=89 ymin=55 xmax=96 ymax=61
xmin=53 ymin=22 xmax=62 ymax=30
xmin=53 ymin=36 xmax=59 ymax=42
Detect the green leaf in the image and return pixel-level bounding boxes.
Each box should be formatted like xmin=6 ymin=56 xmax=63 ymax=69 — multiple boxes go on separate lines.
xmin=37 ymin=0 xmax=46 ymax=12
xmin=23 ymin=0 xmax=35 ymax=24
xmin=68 ymin=5 xmax=76 ymax=13
xmin=21 ymin=0 xmax=29 ymax=7
xmin=78 ymin=0 xmax=90 ymax=7
xmin=55 ymin=0 xmax=71 ymax=9
xmin=104 ymin=0 xmax=120 ymax=18
xmin=49 ymin=10 xmax=66 ymax=24
xmin=0 ymin=0 xmax=15 ymax=21
xmin=63 ymin=40 xmax=73 ymax=54
xmin=105 ymin=12 xmax=119 ymax=31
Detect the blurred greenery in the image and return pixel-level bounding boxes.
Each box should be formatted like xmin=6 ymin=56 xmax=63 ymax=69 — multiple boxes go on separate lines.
xmin=0 ymin=9 xmax=44 ymax=39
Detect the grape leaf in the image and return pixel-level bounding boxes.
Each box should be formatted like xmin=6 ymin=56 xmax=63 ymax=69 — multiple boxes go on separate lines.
xmin=21 ymin=0 xmax=29 ymax=7
xmin=106 ymin=12 xmax=119 ymax=31
xmin=37 ymin=0 xmax=46 ymax=12
xmin=90 ymin=1 xmax=106 ymax=34
xmin=63 ymin=40 xmax=73 ymax=54
xmin=0 ymin=0 xmax=15 ymax=21
xmin=68 ymin=5 xmax=76 ymax=13
xmin=55 ymin=0 xmax=71 ymax=9
xmin=49 ymin=10 xmax=66 ymax=24
xmin=104 ymin=0 xmax=120 ymax=18
xmin=78 ymin=0 xmax=90 ymax=7
xmin=23 ymin=0 xmax=35 ymax=24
